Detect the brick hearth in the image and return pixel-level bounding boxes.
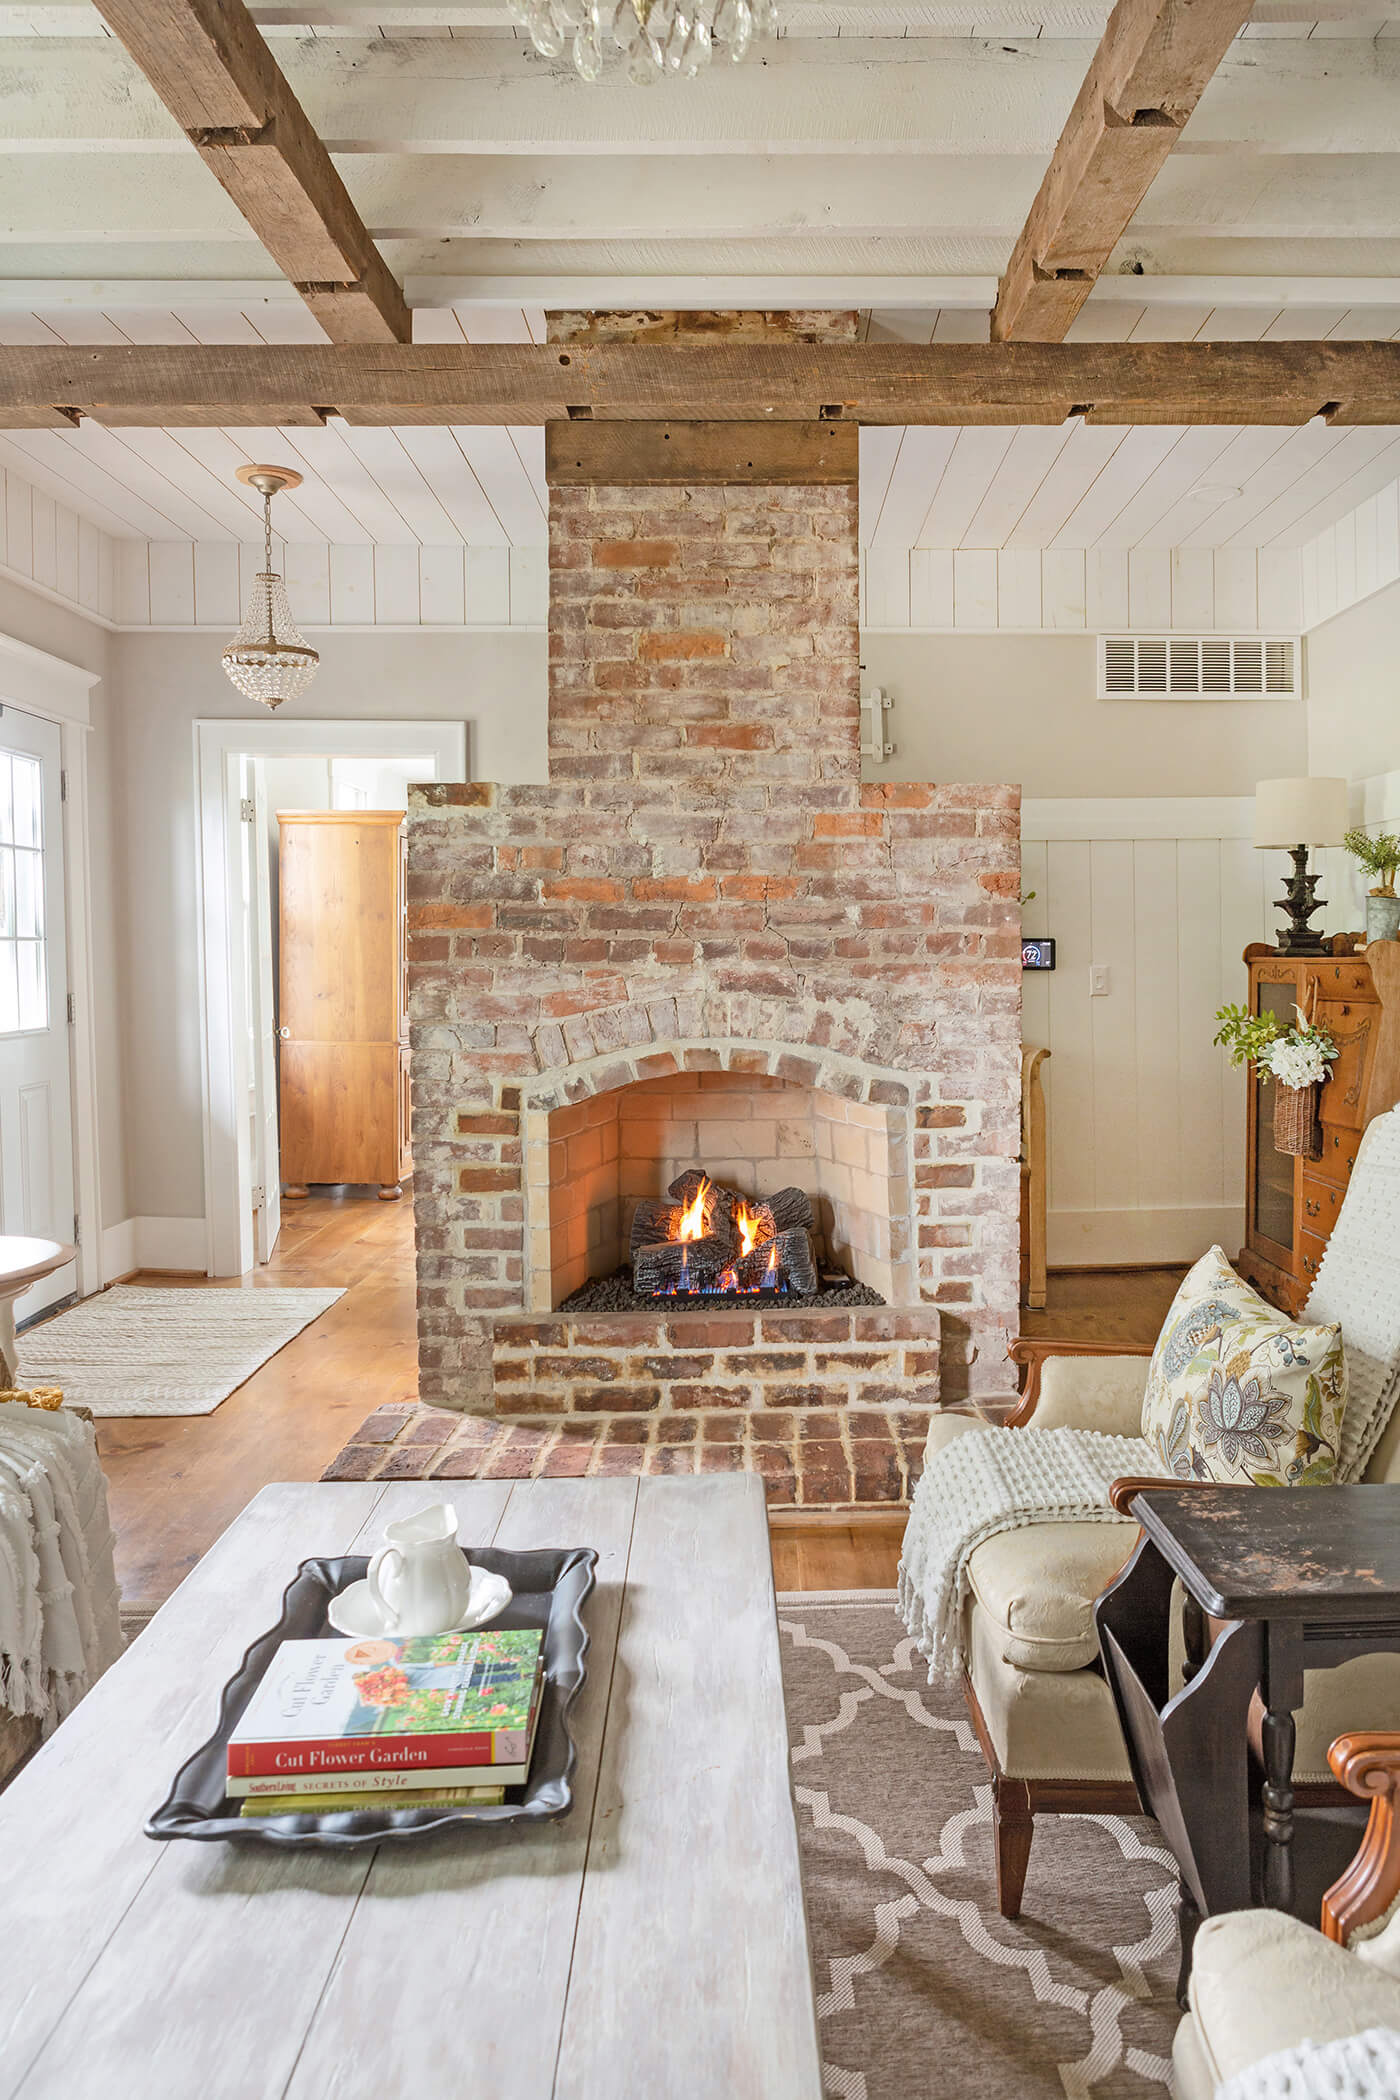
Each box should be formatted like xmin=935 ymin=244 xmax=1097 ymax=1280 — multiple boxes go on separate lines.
xmin=403 ymin=310 xmax=1022 ymax=1499
xmin=324 ymin=1400 xmax=940 ymax=1507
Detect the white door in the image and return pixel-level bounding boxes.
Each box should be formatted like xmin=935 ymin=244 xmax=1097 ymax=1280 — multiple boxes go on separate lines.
xmin=0 ymin=711 xmax=75 ymax=1321
xmin=239 ymin=756 xmax=281 ymax=1264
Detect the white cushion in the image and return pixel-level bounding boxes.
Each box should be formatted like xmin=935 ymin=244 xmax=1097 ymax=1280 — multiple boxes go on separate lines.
xmin=965 ymin=1521 xmax=1133 ymax=1672
xmin=1028 ymin=1353 xmax=1151 ymax=1436
xmin=965 ymin=1599 xmax=1133 ymax=1781
xmin=1188 ymin=1910 xmax=1400 ymax=2086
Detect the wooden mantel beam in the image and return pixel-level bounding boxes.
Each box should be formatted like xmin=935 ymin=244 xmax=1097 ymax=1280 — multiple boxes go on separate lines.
xmin=90 ymin=0 xmax=410 ymax=344
xmin=992 ymin=0 xmax=1254 ymax=343
xmin=2 ymin=341 xmax=1399 ymax=429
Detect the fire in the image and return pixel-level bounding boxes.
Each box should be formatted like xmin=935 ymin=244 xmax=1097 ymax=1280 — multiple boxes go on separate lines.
xmin=677 ymin=1177 xmax=710 ymax=1242
xmin=735 ymin=1201 xmax=764 ymax=1260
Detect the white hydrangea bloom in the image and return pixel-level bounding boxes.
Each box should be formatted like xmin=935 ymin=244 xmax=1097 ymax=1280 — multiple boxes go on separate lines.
xmin=1268 ymin=1036 xmax=1332 ymax=1089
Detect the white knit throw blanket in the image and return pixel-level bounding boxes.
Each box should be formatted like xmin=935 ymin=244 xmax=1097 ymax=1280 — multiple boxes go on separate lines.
xmin=897 ymin=1424 xmax=1157 ymax=1679
xmin=0 ymin=1404 xmax=122 ymax=1729
xmin=1219 ymin=2029 xmax=1400 ymax=2100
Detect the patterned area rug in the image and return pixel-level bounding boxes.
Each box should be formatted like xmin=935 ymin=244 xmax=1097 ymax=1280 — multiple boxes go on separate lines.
xmin=777 ymin=1592 xmax=1180 ymax=2100
xmin=18 ymin=1285 xmax=346 ymax=1416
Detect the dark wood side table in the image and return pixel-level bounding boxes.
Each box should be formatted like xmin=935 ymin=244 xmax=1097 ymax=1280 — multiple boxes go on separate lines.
xmin=1095 ymin=1485 xmax=1400 ymax=1996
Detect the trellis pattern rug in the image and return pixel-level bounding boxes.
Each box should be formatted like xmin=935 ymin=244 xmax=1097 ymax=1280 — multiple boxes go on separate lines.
xmin=17 ymin=1285 xmax=346 ymax=1417
xmin=777 ymin=1591 xmax=1180 ymax=2100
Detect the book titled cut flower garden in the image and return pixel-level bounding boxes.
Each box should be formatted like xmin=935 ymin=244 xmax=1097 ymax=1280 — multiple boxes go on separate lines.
xmin=226 ymin=1628 xmax=545 ymax=1798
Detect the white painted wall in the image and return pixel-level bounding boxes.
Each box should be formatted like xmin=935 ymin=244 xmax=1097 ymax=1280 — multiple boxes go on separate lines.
xmin=1305 ymin=578 xmax=1400 ymax=789
xmin=862 ymin=544 xmax=1303 ymax=635
xmin=113 ymin=625 xmax=546 ymax=1230
xmin=859 ymin=631 xmax=1308 ymax=796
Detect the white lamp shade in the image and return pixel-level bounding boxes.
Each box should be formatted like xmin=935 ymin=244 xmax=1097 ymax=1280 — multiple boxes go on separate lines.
xmin=1253 ymin=775 xmax=1348 ymax=849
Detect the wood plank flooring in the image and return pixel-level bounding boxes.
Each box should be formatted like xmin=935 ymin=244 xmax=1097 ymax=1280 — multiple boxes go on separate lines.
xmin=92 ymin=1190 xmax=417 ymax=1606
xmin=85 ymin=1190 xmax=1182 ymax=1608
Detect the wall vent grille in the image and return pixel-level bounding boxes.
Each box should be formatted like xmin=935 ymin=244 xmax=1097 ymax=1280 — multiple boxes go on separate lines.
xmin=1097 ymin=634 xmax=1299 ymax=701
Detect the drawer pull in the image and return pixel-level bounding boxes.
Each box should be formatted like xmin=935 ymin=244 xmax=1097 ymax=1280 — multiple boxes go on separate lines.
xmin=1305 ymin=1198 xmax=1320 ymax=1218
xmin=1304 ymin=1256 xmax=1319 ymax=1275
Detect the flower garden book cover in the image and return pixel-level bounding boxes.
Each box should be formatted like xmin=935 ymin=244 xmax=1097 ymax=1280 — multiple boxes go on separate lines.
xmin=227 ymin=1629 xmax=545 ymax=1783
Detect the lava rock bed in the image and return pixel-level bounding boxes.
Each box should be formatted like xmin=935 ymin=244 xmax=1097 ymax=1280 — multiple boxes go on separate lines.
xmin=558 ymin=1266 xmax=887 ymax=1314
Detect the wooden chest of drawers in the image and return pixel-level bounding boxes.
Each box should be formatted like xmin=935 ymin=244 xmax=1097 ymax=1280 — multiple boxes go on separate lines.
xmin=1238 ymin=942 xmax=1400 ymax=1315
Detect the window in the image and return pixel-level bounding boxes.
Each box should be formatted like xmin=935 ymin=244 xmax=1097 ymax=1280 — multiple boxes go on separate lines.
xmin=0 ymin=752 xmax=47 ymax=1035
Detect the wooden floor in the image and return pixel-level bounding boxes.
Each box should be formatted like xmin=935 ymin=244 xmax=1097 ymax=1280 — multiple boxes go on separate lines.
xmin=93 ymin=1190 xmax=418 ymax=1607
xmin=87 ymin=1192 xmax=1182 ymax=1608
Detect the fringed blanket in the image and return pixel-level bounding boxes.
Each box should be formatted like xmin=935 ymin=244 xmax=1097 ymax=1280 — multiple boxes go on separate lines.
xmin=0 ymin=1403 xmax=122 ymax=1729
xmin=1219 ymin=2029 xmax=1400 ymax=2100
xmin=897 ymin=1424 xmax=1159 ymax=1680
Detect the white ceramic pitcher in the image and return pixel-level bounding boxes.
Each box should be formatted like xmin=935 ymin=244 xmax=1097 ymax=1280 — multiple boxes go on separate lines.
xmin=365 ymin=1503 xmax=473 ymax=1636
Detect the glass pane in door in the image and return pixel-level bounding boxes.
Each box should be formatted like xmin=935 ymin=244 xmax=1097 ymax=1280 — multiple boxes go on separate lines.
xmin=1254 ymin=979 xmax=1296 ymax=1249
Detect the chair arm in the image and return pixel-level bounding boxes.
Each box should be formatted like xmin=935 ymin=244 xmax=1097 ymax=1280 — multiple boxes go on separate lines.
xmin=1322 ymin=1733 xmax=1400 ymax=1945
xmin=1105 ymin=1477 xmax=1243 ymax=1517
xmin=1006 ymin=1338 xmax=1154 ymax=1428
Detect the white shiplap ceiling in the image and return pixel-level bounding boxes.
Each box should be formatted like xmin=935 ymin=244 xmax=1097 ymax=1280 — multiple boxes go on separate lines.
xmin=1 ymin=2 xmax=1399 ymax=551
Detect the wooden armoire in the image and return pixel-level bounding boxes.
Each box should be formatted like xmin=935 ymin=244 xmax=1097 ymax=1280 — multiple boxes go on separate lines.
xmin=277 ymin=810 xmax=410 ymax=1200
xmin=1238 ymin=940 xmax=1400 ymax=1314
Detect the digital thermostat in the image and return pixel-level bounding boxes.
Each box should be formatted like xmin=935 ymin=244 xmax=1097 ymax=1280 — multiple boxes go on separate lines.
xmin=1022 ymin=938 xmax=1056 ymax=971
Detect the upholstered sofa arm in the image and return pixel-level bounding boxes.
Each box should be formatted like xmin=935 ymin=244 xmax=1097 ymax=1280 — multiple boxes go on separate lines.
xmin=1007 ymin=1340 xmax=1152 ymax=1434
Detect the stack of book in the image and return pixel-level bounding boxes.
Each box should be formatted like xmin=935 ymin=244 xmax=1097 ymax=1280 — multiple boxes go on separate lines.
xmin=226 ymin=1626 xmax=546 ymax=1817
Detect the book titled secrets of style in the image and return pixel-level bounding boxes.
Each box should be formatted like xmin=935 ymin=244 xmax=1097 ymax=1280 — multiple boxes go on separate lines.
xmin=227 ymin=1629 xmax=544 ymax=1782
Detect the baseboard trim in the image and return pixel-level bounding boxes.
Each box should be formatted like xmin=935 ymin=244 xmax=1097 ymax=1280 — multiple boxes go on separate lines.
xmin=101 ymin=1216 xmax=207 ymax=1281
xmin=1048 ymin=1205 xmax=1243 ymax=1268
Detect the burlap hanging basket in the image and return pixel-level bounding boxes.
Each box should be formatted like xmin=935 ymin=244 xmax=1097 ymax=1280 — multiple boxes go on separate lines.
xmin=1273 ymin=1081 xmax=1323 ymax=1160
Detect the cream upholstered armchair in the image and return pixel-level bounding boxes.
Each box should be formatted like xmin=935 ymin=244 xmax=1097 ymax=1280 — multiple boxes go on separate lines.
xmin=1175 ymin=1731 xmax=1400 ymax=2096
xmin=924 ymin=1338 xmax=1400 ymax=1920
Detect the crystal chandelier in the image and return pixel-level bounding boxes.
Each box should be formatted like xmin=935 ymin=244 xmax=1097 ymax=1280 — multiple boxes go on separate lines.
xmin=221 ymin=465 xmax=320 ymax=713
xmin=509 ymin=0 xmax=776 ymax=84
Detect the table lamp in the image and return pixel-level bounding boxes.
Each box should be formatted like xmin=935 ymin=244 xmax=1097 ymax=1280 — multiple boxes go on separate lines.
xmin=1253 ymin=775 xmax=1348 ymax=955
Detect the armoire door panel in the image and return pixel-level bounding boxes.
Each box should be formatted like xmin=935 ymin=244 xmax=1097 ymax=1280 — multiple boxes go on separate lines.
xmin=279 ymin=1042 xmax=401 ymax=1186
xmin=278 ymin=812 xmax=403 ymax=1046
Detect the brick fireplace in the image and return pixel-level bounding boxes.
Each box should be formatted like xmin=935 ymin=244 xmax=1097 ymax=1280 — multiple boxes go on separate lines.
xmin=403 ymin=318 xmax=1022 ymax=1502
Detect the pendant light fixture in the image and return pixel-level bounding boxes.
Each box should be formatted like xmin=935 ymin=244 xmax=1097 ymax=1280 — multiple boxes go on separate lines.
xmin=221 ymin=464 xmax=320 ymax=712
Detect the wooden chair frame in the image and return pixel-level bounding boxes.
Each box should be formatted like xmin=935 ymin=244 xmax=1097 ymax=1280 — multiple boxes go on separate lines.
xmin=1324 ymin=1733 xmax=1400 ymax=1944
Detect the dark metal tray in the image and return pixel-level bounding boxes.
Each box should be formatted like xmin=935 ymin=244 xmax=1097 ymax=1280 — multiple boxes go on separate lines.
xmin=146 ymin=1544 xmax=596 ymax=1849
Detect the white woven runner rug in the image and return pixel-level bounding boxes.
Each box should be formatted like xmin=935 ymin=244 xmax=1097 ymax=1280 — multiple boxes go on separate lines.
xmin=16 ymin=1285 xmax=346 ymax=1417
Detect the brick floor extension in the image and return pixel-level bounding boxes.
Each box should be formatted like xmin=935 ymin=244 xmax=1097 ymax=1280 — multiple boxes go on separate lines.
xmin=322 ymin=1403 xmax=948 ymax=1508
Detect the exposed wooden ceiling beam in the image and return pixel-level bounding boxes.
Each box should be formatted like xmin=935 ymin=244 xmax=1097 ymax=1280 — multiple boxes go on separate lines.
xmin=992 ymin=0 xmax=1254 ymax=343
xmin=88 ymin=0 xmax=410 ymax=343
xmin=2 ymin=341 xmax=1398 ymax=428
xmin=544 ymin=422 xmax=859 ymax=486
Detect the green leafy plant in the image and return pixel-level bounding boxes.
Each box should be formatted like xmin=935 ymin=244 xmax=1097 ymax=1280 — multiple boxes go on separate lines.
xmin=1213 ymin=1003 xmax=1338 ymax=1087
xmin=1212 ymin=1004 xmax=1283 ymax=1070
xmin=1342 ymin=825 xmax=1400 ymax=898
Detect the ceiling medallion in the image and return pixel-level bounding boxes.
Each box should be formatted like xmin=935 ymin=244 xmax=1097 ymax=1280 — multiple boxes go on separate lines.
xmin=509 ymin=0 xmax=776 ymax=83
xmin=221 ymin=465 xmax=320 ymax=714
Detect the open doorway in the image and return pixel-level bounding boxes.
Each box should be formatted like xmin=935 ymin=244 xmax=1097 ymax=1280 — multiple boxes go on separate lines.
xmin=196 ymin=719 xmax=468 ymax=1277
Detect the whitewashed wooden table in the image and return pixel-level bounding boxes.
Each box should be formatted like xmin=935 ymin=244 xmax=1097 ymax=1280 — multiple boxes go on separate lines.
xmin=0 ymin=1473 xmax=823 ymax=2099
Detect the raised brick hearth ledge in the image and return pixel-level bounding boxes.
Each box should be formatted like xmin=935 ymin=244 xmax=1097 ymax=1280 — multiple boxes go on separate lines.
xmin=322 ymin=1402 xmax=944 ymax=1508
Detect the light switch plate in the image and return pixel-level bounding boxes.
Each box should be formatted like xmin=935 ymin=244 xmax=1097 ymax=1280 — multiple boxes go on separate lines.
xmin=1089 ymin=965 xmax=1111 ymax=997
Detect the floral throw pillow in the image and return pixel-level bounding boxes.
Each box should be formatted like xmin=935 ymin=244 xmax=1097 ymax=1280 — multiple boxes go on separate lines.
xmin=1141 ymin=1245 xmax=1346 ymax=1486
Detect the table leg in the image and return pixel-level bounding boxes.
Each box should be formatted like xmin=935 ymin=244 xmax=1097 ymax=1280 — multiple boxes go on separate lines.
xmin=1262 ymin=1622 xmax=1303 ymax=1916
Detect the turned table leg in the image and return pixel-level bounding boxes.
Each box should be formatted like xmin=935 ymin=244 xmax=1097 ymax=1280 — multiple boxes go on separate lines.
xmin=1261 ymin=1622 xmax=1303 ymax=1916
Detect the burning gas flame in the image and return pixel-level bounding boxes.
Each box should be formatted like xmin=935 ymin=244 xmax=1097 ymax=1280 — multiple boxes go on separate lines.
xmin=765 ymin=1238 xmax=778 ymax=1279
xmin=735 ymin=1201 xmax=764 ymax=1260
xmin=677 ymin=1178 xmax=710 ymax=1242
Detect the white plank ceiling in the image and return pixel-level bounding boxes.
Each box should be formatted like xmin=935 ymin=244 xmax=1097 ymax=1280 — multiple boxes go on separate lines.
xmin=0 ymin=1 xmax=1398 ymax=552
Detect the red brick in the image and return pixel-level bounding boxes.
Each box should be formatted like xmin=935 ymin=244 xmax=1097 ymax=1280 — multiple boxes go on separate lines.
xmin=671 ymin=1384 xmax=746 ymax=1409
xmin=723 ymin=1351 xmax=805 ymax=1376
xmin=541 ymin=1438 xmax=595 ymax=1477
xmin=699 ymin=1413 xmax=746 ymax=1443
xmin=594 ymin=1442 xmax=648 ymax=1474
xmin=697 ymin=1443 xmax=746 ymax=1472
xmin=638 ymin=631 xmax=727 ymax=662
xmin=573 ymin=1385 xmax=663 ymax=1413
xmin=542 ymin=878 xmax=624 ymax=904
xmin=592 ymin=539 xmax=677 ymax=568
xmin=456 ymin=1112 xmax=516 ymax=1135
xmin=379 ymin=1446 xmax=437 ymax=1480
xmin=351 ymin=1408 xmax=415 ymax=1445
xmin=535 ymin=1356 xmax=620 ymax=1381
xmin=646 ymin=1445 xmax=698 ymax=1474
xmin=813 ymin=812 xmax=884 ymax=838
xmin=404 ymin=1413 xmax=458 ymax=1446
xmin=458 ymin=1167 xmax=520 ymax=1193
xmin=321 ymin=1445 xmax=384 ymax=1481
xmin=483 ymin=1446 xmax=537 ymax=1479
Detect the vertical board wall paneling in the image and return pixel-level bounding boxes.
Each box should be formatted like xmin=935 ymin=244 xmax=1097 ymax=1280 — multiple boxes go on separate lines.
xmin=859 ymin=545 xmax=1304 ymax=633
xmin=1026 ymin=814 xmax=1274 ymax=1266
